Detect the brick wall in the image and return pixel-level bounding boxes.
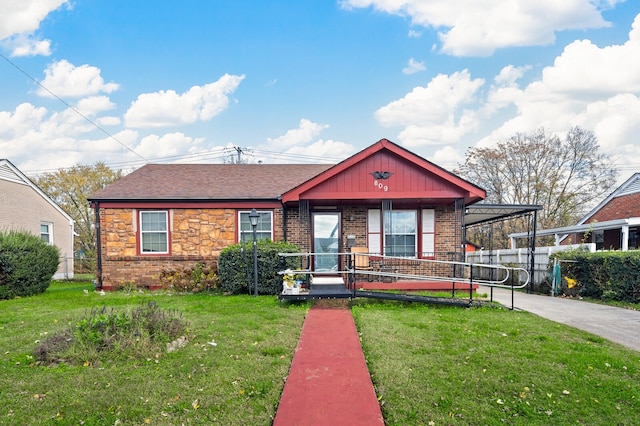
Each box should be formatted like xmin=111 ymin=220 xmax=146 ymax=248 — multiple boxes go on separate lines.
xmin=587 ymin=193 xmax=640 ymax=223
xmin=435 ymin=205 xmax=458 ymax=253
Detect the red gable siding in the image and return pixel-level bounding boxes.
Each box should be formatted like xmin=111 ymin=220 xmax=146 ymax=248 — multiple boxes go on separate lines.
xmin=282 ymin=139 xmax=484 ymax=204
xmin=300 ymin=150 xmax=467 ymax=201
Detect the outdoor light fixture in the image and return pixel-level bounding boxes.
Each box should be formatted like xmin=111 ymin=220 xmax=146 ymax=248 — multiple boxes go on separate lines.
xmin=249 ymin=208 xmax=260 ymax=296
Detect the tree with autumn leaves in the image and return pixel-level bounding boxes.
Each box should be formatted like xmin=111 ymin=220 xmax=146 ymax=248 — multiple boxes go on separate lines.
xmin=34 ymin=163 xmax=123 ymax=265
xmin=457 ymin=127 xmax=618 ymax=247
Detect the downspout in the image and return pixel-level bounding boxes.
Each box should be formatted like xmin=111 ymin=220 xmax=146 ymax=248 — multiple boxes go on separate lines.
xmin=93 ymin=201 xmax=103 ymax=289
xmin=280 ymin=196 xmax=287 ymax=242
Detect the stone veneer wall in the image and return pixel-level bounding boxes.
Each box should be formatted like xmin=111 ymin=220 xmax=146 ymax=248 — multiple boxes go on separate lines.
xmin=99 ymin=207 xmax=236 ymax=289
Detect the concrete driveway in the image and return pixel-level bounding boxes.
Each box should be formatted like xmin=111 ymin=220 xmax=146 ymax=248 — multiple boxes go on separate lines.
xmin=479 ymin=285 xmax=640 ymax=353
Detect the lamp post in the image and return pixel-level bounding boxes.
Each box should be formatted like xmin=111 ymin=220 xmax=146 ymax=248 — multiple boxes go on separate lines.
xmin=249 ymin=208 xmax=259 ymax=296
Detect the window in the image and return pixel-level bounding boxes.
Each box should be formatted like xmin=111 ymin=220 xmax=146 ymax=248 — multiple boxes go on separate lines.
xmin=239 ymin=211 xmax=273 ymax=242
xmin=368 ymin=208 xmax=435 ymax=258
xmin=40 ymin=223 xmax=52 ymax=244
xmin=384 ymin=210 xmax=417 ymax=257
xmin=140 ymin=211 xmax=169 ymax=253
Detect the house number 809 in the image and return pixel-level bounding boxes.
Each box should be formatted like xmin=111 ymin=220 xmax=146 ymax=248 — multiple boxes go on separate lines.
xmin=373 ymin=180 xmax=389 ymax=191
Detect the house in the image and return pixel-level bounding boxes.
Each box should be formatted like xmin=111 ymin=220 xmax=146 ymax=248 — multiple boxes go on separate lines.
xmin=88 ymin=139 xmax=486 ymax=290
xmin=0 ymin=159 xmax=75 ymax=279
xmin=509 ymin=172 xmax=640 ymax=251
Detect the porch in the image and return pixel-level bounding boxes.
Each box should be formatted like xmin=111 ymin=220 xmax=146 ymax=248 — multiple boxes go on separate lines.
xmin=278 ymin=252 xmax=530 ymax=306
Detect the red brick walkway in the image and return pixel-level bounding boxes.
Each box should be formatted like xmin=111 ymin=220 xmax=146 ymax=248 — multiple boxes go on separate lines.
xmin=273 ymin=304 xmax=384 ymax=425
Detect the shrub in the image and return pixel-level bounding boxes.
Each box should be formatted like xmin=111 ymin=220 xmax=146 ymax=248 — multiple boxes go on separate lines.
xmin=156 ymin=261 xmax=219 ymax=292
xmin=0 ymin=230 xmax=60 ymax=299
xmin=218 ymin=240 xmax=301 ymax=295
xmin=34 ymin=302 xmax=188 ymax=365
xmin=550 ymin=250 xmax=640 ymax=303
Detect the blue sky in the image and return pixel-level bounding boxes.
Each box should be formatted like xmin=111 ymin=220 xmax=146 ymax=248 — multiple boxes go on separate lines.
xmin=1 ymin=1 xmax=639 ymax=181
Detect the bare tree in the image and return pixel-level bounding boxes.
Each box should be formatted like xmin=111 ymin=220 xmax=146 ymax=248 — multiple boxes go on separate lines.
xmin=457 ymin=127 xmax=618 ymax=246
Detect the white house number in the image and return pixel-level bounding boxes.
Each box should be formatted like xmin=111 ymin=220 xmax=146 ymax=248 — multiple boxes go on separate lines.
xmin=373 ymin=180 xmax=389 ymax=191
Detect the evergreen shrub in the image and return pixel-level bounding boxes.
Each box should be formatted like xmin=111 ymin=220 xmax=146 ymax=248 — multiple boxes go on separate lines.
xmin=218 ymin=240 xmax=301 ymax=295
xmin=0 ymin=230 xmax=60 ymax=299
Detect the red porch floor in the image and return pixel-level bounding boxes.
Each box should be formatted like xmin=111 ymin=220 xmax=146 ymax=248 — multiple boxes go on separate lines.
xmin=273 ymin=303 xmax=384 ymax=426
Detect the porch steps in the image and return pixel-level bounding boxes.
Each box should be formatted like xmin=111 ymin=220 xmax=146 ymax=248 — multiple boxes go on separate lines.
xmin=311 ymin=276 xmax=345 ymax=285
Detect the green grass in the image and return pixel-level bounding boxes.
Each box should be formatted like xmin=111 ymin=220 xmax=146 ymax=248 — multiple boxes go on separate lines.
xmin=352 ymin=299 xmax=640 ymax=425
xmin=2 ymin=282 xmax=639 ymax=425
xmin=0 ymin=282 xmax=308 ymax=425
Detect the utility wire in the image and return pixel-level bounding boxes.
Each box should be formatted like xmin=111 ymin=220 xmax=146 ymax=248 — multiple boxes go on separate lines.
xmin=0 ymin=53 xmax=148 ymax=163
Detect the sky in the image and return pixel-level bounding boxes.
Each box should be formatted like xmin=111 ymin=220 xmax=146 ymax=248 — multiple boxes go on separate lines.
xmin=1 ymin=0 xmax=639 ymax=182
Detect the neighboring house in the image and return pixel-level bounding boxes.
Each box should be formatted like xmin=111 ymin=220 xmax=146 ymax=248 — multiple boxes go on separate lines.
xmin=0 ymin=159 xmax=75 ymax=279
xmin=510 ymin=172 xmax=640 ymax=251
xmin=88 ymin=139 xmax=486 ymax=290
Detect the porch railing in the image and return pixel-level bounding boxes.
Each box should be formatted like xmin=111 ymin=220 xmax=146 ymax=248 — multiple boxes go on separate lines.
xmin=278 ymin=251 xmax=530 ymax=308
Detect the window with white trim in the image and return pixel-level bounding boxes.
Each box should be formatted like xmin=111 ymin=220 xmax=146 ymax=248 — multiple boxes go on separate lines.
xmin=367 ymin=208 xmax=436 ymax=258
xmin=239 ymin=211 xmax=273 ymax=242
xmin=140 ymin=211 xmax=169 ymax=253
xmin=384 ymin=210 xmax=417 ymax=257
xmin=40 ymin=223 xmax=52 ymax=244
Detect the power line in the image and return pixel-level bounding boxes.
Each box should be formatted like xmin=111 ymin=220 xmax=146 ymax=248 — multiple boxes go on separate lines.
xmin=0 ymin=53 xmax=148 ymax=163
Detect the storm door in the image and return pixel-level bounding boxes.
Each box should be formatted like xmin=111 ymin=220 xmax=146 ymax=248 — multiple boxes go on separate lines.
xmin=312 ymin=212 xmax=340 ymax=272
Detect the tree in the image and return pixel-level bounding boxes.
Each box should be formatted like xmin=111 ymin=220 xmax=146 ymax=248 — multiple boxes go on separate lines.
xmin=457 ymin=127 xmax=618 ymax=247
xmin=34 ymin=162 xmax=123 ymax=260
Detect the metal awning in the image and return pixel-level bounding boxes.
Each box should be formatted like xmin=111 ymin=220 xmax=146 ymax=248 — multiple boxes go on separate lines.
xmin=465 ymin=203 xmax=543 ymax=227
xmin=510 ymin=217 xmax=640 ymax=239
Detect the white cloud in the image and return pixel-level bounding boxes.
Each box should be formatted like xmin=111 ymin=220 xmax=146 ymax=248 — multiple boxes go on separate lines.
xmin=135 ymin=133 xmax=205 ymax=161
xmin=402 ymin=57 xmax=426 ymax=75
xmin=428 ymin=145 xmax=464 ymax=172
xmin=482 ymin=14 xmax=640 ymax=135
xmin=0 ymin=102 xmax=134 ymax=172
xmin=342 ymin=0 xmax=613 ymax=56
xmin=124 ymin=74 xmax=245 ymax=128
xmin=0 ymin=0 xmax=68 ymax=39
xmin=281 ymin=139 xmax=356 ymax=164
xmin=37 ymin=60 xmax=120 ymax=98
xmin=0 ymin=0 xmax=69 ymax=57
xmin=375 ymin=70 xmax=484 ymax=145
xmin=266 ymin=119 xmax=329 ymax=148
xmin=408 ymin=29 xmax=422 ymax=38
xmin=75 ymin=96 xmax=116 ymax=116
xmin=373 ymin=11 xmax=640 ymax=180
xmin=97 ymin=116 xmax=121 ymax=127
xmin=2 ymin=33 xmax=52 ymax=56
xmin=471 ymin=14 xmax=640 ymax=175
xmin=0 ymin=103 xmax=47 ymax=138
xmin=258 ymin=119 xmax=355 ymax=163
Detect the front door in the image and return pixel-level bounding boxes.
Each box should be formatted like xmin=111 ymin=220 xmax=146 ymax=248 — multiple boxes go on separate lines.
xmin=313 ymin=212 xmax=340 ymax=272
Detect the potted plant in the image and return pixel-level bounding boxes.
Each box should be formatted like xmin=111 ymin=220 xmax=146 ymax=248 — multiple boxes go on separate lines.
xmin=282 ymin=270 xmax=297 ymax=294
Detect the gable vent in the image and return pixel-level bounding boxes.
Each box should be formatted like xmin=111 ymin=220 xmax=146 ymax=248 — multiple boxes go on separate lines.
xmin=616 ymin=176 xmax=640 ymax=197
xmin=0 ymin=164 xmax=26 ymax=184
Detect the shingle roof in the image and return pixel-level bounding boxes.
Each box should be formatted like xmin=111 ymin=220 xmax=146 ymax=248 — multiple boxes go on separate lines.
xmin=88 ymin=163 xmax=333 ymax=201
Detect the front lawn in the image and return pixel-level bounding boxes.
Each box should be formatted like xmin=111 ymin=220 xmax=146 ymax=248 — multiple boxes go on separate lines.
xmin=0 ymin=282 xmax=307 ymax=425
xmin=353 ymin=299 xmax=640 ymax=425
xmin=1 ymin=282 xmax=638 ymax=425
